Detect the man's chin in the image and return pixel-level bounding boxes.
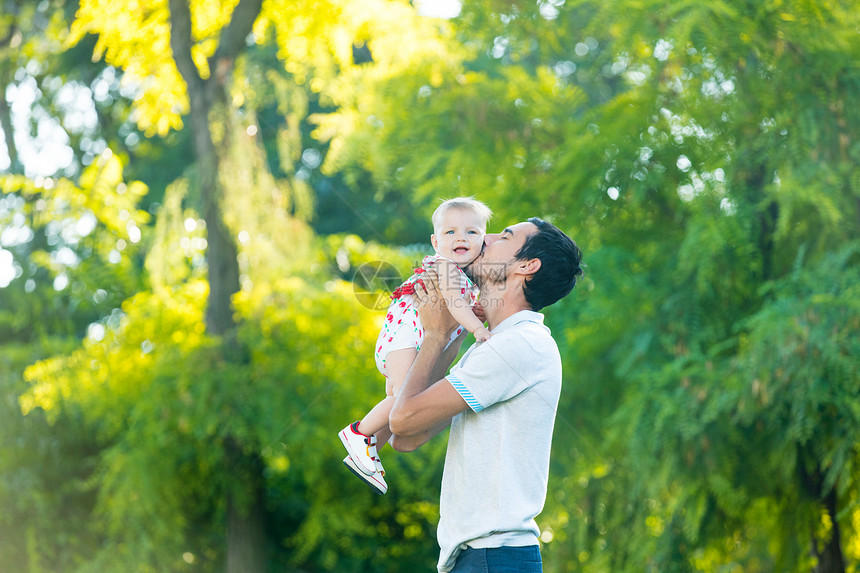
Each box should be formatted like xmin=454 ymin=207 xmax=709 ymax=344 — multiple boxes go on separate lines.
xmin=462 ymin=262 xmax=477 ymax=282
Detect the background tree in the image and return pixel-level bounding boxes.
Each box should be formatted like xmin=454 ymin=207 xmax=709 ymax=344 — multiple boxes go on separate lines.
xmin=3 ymin=0 xmax=860 ymax=571
xmin=1 ymin=155 xmax=148 ymax=570
xmin=1 ymin=4 xmax=155 ymax=567
xmin=71 ymin=0 xmax=270 ymax=566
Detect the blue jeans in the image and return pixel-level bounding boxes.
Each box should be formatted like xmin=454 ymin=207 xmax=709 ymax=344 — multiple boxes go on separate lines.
xmin=451 ymin=545 xmax=543 ymax=573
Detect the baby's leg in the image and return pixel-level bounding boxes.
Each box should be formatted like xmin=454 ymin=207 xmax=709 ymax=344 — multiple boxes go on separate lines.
xmin=357 ymin=348 xmax=418 ymax=449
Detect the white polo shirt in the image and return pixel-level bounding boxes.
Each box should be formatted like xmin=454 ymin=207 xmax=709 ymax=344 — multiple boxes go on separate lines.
xmin=437 ymin=310 xmax=562 ymax=572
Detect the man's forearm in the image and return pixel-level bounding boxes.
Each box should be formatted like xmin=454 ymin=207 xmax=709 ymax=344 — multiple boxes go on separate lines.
xmin=388 ymin=331 xmax=463 ymax=450
xmin=396 ymin=332 xmax=447 ymax=403
xmin=433 ymin=330 xmax=466 ymax=382
xmin=389 ymin=418 xmax=450 ymax=453
xmin=388 ymin=333 xmax=456 ymax=437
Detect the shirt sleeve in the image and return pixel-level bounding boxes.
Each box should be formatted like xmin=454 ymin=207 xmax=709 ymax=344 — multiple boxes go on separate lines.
xmin=446 ymin=330 xmax=538 ymax=412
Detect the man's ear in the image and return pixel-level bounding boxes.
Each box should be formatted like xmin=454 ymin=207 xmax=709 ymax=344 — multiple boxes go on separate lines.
xmin=516 ymin=258 xmax=541 ymax=276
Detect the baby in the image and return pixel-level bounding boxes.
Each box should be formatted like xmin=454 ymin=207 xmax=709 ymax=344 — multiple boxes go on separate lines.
xmin=339 ymin=197 xmax=492 ymax=494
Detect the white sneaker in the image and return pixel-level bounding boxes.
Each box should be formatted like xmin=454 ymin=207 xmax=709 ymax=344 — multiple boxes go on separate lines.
xmin=367 ymin=436 xmax=386 ymax=476
xmin=339 ymin=422 xmax=377 ymax=475
xmin=343 ymin=455 xmax=388 ymax=495
xmin=374 ymin=455 xmax=386 ymax=476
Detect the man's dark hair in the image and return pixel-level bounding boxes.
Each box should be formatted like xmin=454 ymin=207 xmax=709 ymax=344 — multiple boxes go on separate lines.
xmin=515 ymin=217 xmax=583 ymax=311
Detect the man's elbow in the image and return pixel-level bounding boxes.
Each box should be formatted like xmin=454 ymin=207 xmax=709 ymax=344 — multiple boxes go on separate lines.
xmin=389 ymin=433 xmax=419 ymax=453
xmin=388 ymin=404 xmax=421 ymax=451
xmin=388 ymin=407 xmax=412 ymax=438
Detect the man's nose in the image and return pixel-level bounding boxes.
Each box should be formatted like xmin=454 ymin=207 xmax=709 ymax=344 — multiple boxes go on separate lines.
xmin=483 ymin=233 xmax=499 ymax=246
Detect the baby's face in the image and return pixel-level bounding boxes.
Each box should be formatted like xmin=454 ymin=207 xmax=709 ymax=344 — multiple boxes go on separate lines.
xmin=431 ymin=208 xmax=486 ymax=267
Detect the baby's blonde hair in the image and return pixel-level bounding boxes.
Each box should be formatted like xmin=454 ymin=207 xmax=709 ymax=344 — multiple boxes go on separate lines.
xmin=431 ymin=197 xmax=493 ymax=232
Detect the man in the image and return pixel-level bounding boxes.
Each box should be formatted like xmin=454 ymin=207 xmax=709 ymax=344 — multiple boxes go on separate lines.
xmin=389 ymin=217 xmax=583 ymax=573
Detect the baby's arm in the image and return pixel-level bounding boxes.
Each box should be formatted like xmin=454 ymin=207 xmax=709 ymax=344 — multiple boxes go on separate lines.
xmin=436 ymin=260 xmax=491 ymax=342
xmin=446 ymin=301 xmax=491 ymax=341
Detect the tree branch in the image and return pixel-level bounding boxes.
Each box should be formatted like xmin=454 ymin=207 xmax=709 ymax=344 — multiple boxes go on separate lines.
xmin=166 ymin=0 xmax=202 ymax=90
xmin=0 ymin=74 xmax=20 ymax=173
xmin=213 ymin=0 xmax=264 ymax=63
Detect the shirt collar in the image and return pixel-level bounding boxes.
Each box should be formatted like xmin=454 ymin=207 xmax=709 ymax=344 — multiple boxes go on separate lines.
xmin=490 ymin=310 xmax=545 ymax=334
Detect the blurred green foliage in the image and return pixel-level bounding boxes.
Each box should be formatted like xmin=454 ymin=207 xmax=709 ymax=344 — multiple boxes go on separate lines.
xmin=2 ymin=0 xmax=860 ymax=571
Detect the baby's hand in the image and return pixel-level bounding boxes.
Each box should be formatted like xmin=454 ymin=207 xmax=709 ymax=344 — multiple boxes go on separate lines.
xmin=472 ymin=326 xmax=492 ymax=342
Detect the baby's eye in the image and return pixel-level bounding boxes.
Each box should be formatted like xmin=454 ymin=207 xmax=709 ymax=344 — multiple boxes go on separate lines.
xmin=445 ymin=230 xmax=455 ymax=234
xmin=467 ymin=230 xmax=478 ymax=234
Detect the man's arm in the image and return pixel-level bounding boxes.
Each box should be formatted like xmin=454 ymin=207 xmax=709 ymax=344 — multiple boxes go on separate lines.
xmin=389 ymin=330 xmax=467 ymax=452
xmin=388 ymin=270 xmax=471 ymax=450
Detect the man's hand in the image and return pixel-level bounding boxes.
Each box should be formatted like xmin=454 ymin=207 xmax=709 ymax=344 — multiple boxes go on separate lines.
xmin=414 ymin=265 xmax=460 ymax=340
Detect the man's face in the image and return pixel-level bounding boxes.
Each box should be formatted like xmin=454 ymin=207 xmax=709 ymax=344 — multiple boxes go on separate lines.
xmin=468 ymin=221 xmax=538 ymax=288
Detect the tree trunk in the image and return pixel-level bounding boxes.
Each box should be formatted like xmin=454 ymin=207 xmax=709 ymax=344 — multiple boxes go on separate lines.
xmin=0 ymin=75 xmax=22 ymax=174
xmin=167 ymin=1 xmax=266 ymax=571
xmin=799 ymin=448 xmax=846 ymax=573
xmin=811 ymin=486 xmax=845 ymax=573
xmin=226 ymin=438 xmax=267 ymax=573
xmin=0 ymin=16 xmax=22 ymax=174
